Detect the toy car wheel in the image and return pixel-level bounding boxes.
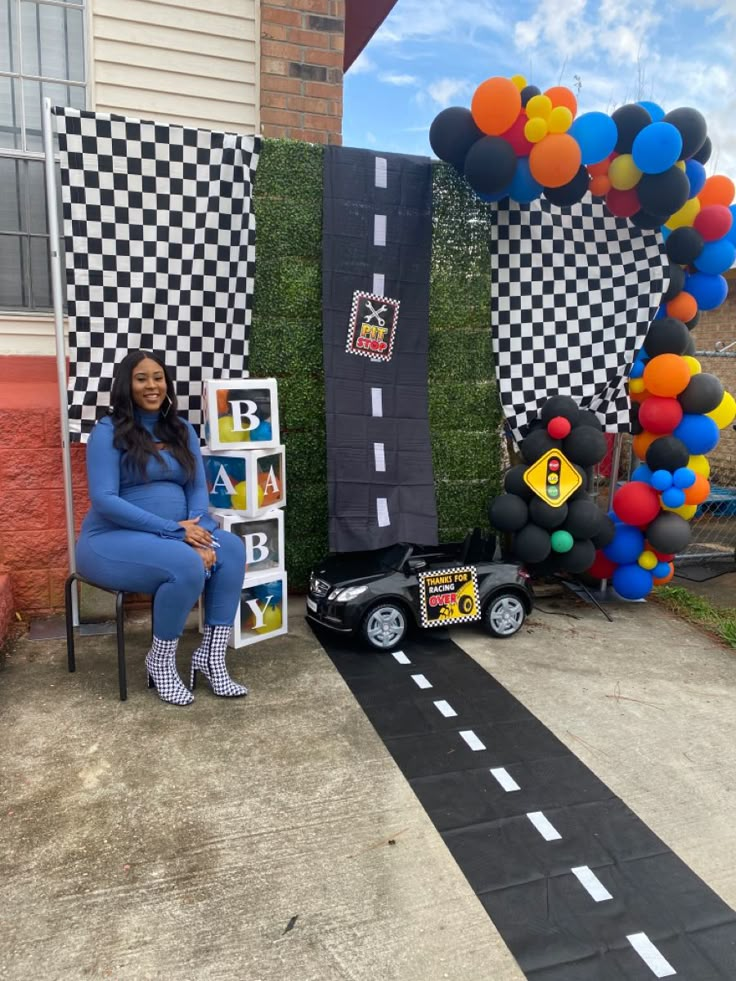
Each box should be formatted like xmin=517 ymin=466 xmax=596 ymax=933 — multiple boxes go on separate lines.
xmin=483 ymin=592 xmax=526 ymax=638
xmin=361 ymin=602 xmax=408 ymax=651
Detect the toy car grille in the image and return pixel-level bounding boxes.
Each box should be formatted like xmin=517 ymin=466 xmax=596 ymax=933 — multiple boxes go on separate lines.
xmin=310 ymin=576 xmax=330 ymax=597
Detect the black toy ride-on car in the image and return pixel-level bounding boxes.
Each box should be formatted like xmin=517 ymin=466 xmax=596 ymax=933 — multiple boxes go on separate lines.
xmin=305 ymin=531 xmax=534 ymax=652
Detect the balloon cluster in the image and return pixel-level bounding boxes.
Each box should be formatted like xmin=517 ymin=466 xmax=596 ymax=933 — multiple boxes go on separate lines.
xmin=429 ymin=74 xmax=736 ymax=234
xmin=489 ymin=396 xmax=614 ymax=574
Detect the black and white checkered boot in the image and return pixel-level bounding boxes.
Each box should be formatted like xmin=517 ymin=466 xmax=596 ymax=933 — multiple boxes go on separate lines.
xmin=145 ymin=637 xmax=194 ymax=706
xmin=189 ymin=625 xmax=248 ymax=697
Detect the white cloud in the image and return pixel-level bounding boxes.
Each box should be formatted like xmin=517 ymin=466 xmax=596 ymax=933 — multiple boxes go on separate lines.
xmin=427 ymin=77 xmax=472 ymax=107
xmin=374 ymin=0 xmax=506 ymax=44
xmin=365 ymin=131 xmax=378 ymax=145
xmin=349 ymin=52 xmax=375 ymax=75
xmin=379 ymin=73 xmax=419 ymax=86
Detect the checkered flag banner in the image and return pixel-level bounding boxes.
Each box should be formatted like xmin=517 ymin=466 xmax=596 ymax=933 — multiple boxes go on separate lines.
xmin=489 ymin=198 xmax=668 ymax=443
xmin=54 ymin=107 xmax=260 ymax=441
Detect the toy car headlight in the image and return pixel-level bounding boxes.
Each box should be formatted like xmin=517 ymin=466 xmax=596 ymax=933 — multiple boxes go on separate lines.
xmin=329 ymin=585 xmax=368 ymax=602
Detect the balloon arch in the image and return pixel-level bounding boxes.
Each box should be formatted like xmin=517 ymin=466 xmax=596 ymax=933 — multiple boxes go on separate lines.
xmin=430 ymin=75 xmax=736 ymax=600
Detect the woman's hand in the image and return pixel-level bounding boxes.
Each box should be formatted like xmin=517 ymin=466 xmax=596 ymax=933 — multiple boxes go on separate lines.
xmin=178 ymin=516 xmax=213 ymax=547
xmin=195 ymin=546 xmax=217 ymax=572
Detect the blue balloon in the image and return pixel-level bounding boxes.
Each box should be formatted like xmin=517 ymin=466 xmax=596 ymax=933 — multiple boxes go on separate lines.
xmin=662 ymin=486 xmax=686 ymax=508
xmin=478 ymin=189 xmax=509 ymax=202
xmin=632 ymin=463 xmax=652 ymax=483
xmin=661 ymin=225 xmax=671 ymax=241
xmin=651 ymin=469 xmax=673 ymax=491
xmin=685 ymin=159 xmax=707 ymax=198
xmin=634 ymin=347 xmax=649 ymax=364
xmin=638 ymin=100 xmax=665 ymax=123
xmin=630 ymin=361 xmax=645 ymax=379
xmin=653 ymin=560 xmax=671 ymax=578
xmin=694 ymin=239 xmax=736 ymax=276
xmin=569 ymin=111 xmax=618 ymax=165
xmin=686 ymin=272 xmax=729 ymax=311
xmin=632 ymin=122 xmax=683 ymax=174
xmin=507 ymin=157 xmax=543 ymax=204
xmin=613 ymin=563 xmax=654 ymax=600
xmin=251 ymin=420 xmax=272 ymax=441
xmin=604 ymin=525 xmax=645 ymax=565
xmin=673 ymin=467 xmax=696 ymax=489
xmin=674 ymin=414 xmax=720 ymax=455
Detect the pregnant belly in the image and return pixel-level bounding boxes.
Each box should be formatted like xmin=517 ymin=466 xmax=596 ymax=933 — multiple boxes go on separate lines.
xmin=122 ymin=482 xmax=188 ymax=523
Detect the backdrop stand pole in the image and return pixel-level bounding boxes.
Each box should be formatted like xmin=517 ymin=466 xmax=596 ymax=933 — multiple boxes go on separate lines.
xmin=43 ymin=98 xmax=78 ymax=627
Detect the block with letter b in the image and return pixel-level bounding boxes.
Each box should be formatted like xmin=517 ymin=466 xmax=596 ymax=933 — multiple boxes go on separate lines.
xmin=202 ymin=377 xmax=280 ymax=451
xmin=202 ymin=446 xmax=286 ymax=517
xmin=212 ymin=509 xmax=284 ymax=577
xmin=230 ymin=572 xmax=288 ymax=649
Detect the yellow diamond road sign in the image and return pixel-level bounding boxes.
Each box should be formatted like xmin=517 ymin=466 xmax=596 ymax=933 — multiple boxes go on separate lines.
xmin=523 ymin=449 xmax=582 ymax=507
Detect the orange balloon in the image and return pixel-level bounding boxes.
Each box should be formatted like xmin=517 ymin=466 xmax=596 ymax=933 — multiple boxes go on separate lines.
xmin=642 ymin=353 xmax=691 ymax=397
xmin=529 ymin=134 xmax=582 ymax=188
xmin=653 ymin=563 xmax=675 ymax=585
xmin=590 ymin=174 xmax=611 ymax=196
xmin=544 ymin=86 xmax=578 ymax=117
xmin=632 ymin=429 xmax=658 ymax=460
xmin=588 ymin=158 xmax=611 ymax=177
xmin=629 ymin=390 xmax=648 ymax=404
xmin=471 ymin=77 xmax=522 ymax=136
xmin=666 ymin=291 xmax=697 ymax=322
xmin=683 ymin=473 xmax=710 ymax=505
xmin=698 ymin=174 xmax=735 ymax=208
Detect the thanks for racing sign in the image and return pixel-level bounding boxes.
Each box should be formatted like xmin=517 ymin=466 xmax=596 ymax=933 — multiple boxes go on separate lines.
xmin=418 ymin=566 xmax=481 ymax=628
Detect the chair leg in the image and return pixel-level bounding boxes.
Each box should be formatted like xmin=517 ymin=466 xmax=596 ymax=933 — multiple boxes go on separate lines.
xmin=65 ymin=574 xmax=77 ymax=673
xmin=115 ymin=591 xmax=128 ymax=702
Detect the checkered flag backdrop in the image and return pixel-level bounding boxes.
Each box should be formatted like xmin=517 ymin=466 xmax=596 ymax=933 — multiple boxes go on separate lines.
xmin=54 ymin=107 xmax=260 ymax=441
xmin=489 ymin=198 xmax=668 ymax=444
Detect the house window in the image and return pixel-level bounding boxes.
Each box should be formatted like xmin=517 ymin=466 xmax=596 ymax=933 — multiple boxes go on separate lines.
xmin=0 ymin=0 xmax=86 ymax=311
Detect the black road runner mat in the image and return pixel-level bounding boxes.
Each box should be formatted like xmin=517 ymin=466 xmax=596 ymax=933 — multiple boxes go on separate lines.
xmin=315 ymin=628 xmax=736 ymax=979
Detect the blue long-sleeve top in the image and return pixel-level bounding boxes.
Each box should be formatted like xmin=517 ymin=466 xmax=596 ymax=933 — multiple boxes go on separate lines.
xmin=80 ymin=410 xmax=217 ymax=539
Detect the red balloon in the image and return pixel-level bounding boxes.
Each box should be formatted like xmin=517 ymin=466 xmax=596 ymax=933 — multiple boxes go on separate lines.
xmin=613 ymin=482 xmax=661 ymax=526
xmin=500 ymin=112 xmax=533 ymax=156
xmin=588 ymin=551 xmax=617 ymax=579
xmin=606 ymin=187 xmax=640 ymax=218
xmin=547 ymin=416 xmax=572 ymax=439
xmin=693 ymin=204 xmax=733 ymax=242
xmin=637 ymin=395 xmax=684 ymax=434
xmin=650 ymin=548 xmax=674 ymax=562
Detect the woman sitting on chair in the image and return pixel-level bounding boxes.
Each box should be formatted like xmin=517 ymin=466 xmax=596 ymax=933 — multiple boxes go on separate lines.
xmin=76 ymin=349 xmax=247 ymax=706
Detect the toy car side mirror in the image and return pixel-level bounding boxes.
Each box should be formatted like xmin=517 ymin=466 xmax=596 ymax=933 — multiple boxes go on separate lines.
xmin=405 ymin=558 xmax=427 ymax=574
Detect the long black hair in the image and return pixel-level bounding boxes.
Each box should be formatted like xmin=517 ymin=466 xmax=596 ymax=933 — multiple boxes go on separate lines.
xmin=109 ymin=350 xmax=196 ymax=481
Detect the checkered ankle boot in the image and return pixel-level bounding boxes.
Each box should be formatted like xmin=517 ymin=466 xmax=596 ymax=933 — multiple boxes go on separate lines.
xmin=145 ymin=637 xmax=194 ymax=706
xmin=189 ymin=625 xmax=248 ymax=697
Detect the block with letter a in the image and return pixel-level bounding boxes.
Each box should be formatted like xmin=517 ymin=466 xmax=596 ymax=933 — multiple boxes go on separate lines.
xmin=201 ymin=446 xmax=286 ymax=517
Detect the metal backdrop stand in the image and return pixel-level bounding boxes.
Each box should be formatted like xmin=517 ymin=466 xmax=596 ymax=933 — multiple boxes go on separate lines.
xmin=43 ymin=98 xmax=78 ymax=626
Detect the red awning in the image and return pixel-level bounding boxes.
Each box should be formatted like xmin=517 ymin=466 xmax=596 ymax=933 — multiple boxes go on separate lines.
xmin=344 ymin=0 xmax=399 ymax=72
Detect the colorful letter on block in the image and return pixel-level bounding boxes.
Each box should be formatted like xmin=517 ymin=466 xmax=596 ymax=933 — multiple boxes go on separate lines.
xmin=203 ymin=377 xmax=280 ymax=451
xmin=202 ymin=446 xmax=286 ymax=517
xmin=230 ymin=572 xmax=288 ymax=649
xmin=212 ymin=509 xmax=285 ymax=576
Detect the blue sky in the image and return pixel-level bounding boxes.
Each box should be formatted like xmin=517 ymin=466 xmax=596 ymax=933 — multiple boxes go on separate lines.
xmin=343 ymin=0 xmax=736 ymax=178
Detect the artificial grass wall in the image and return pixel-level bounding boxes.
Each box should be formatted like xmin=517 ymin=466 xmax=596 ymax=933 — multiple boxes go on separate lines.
xmin=249 ymin=141 xmax=504 ymax=589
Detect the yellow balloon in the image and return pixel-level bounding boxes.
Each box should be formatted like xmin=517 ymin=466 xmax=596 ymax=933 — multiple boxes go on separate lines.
xmin=706 ymin=390 xmax=736 ymax=429
xmin=526 ymin=94 xmax=552 ymax=120
xmin=218 ymin=416 xmax=250 ymax=443
xmin=609 ymin=154 xmax=642 ymax=191
xmin=548 ymin=106 xmax=573 ymax=134
xmin=629 ymin=378 xmax=646 ymax=394
xmin=511 ymin=74 xmax=527 ymax=92
xmin=638 ymin=550 xmax=658 ymax=570
xmin=230 ymin=480 xmax=248 ymax=510
xmin=524 ymin=117 xmax=548 ymax=143
xmin=676 ymin=160 xmax=686 ymax=171
xmin=688 ymin=454 xmax=711 ymax=478
xmin=666 ymin=197 xmax=700 ymax=230
xmin=682 ymin=356 xmax=701 ymax=375
xmin=662 ymin=502 xmax=698 ymax=520
xmin=253 ymin=604 xmax=283 ymax=634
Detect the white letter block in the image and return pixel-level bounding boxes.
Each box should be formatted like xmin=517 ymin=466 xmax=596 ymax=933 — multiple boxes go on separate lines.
xmin=202 ymin=377 xmax=280 ymax=451
xmin=230 ymin=571 xmax=288 ymax=649
xmin=202 ymin=446 xmax=286 ymax=517
xmin=211 ymin=509 xmax=285 ymax=577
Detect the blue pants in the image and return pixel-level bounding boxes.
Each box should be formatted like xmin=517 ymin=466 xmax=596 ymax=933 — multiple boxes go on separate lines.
xmin=76 ymin=530 xmax=245 ymax=640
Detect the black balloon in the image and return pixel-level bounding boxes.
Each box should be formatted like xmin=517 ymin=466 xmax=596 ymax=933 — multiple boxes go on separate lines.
xmin=464 ymin=136 xmax=517 ymax=195
xmin=564 ymin=499 xmax=605 ymax=539
xmin=520 ymin=428 xmax=562 ymax=463
xmin=520 ymin=85 xmax=541 ymax=107
xmin=531 ymin=554 xmax=564 ymax=576
xmin=686 ymin=309 xmax=701 ymax=331
xmin=665 ymin=226 xmax=704 ymax=265
xmin=529 ymin=498 xmax=568 ymax=529
xmin=540 ymin=395 xmax=581 ymax=426
xmin=692 ymin=135 xmax=712 ymax=165
xmin=429 ymin=107 xmax=484 ymax=168
xmin=663 ymin=262 xmax=685 ymax=302
xmin=663 ymin=107 xmax=708 ymax=160
xmin=630 ymin=401 xmax=643 ymax=435
xmin=544 ymin=166 xmax=591 ymax=207
xmin=504 ymin=463 xmax=534 ymax=501
xmin=513 ymin=523 xmax=552 ymax=563
xmin=489 ymin=493 xmax=530 ymax=532
xmin=630 ymin=210 xmax=669 ymax=230
xmin=563 ymin=426 xmax=608 ymax=467
xmin=646 ymin=512 xmax=692 ymax=553
xmin=577 ymin=409 xmax=603 ymax=431
xmin=612 ymin=103 xmax=652 ymax=153
xmin=637 ymin=166 xmax=690 ymax=218
xmin=643 ymin=317 xmax=691 ymax=357
xmin=591 ymin=514 xmax=617 ymax=549
xmin=646 ymin=435 xmax=690 ymax=473
xmin=557 ymin=539 xmax=597 ymax=574
xmin=682 ymin=332 xmax=696 ymax=356
xmin=679 ymin=373 xmax=724 ymax=414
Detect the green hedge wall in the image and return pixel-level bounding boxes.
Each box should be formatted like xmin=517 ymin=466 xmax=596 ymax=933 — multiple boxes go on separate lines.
xmin=249 ymin=141 xmax=504 ymax=589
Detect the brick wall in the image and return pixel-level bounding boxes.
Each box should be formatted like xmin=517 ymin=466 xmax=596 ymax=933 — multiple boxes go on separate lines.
xmin=693 ymin=288 xmax=736 ymax=486
xmin=260 ymin=0 xmax=344 ymax=144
